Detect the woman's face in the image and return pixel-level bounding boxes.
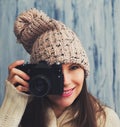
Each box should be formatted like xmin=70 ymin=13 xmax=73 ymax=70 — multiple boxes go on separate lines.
xmin=48 ymin=63 xmax=84 ymax=112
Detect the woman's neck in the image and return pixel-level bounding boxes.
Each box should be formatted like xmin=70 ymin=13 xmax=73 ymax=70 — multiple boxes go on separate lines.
xmin=51 ymin=104 xmax=67 ymax=118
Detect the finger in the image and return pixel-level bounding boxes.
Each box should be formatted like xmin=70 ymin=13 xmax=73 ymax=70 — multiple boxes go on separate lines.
xmin=16 ymin=85 xmax=29 ymax=92
xmin=9 ymin=75 xmax=29 ymax=88
xmin=8 ymin=68 xmax=30 ymax=81
xmin=8 ymin=60 xmax=25 ymax=74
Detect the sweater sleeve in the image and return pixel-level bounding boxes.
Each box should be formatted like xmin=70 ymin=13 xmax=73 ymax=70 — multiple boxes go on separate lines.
xmin=104 ymin=107 xmax=120 ymax=127
xmin=0 ymin=80 xmax=29 ymax=127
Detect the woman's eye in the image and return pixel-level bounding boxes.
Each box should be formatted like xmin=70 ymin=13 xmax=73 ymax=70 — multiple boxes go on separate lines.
xmin=69 ymin=65 xmax=80 ymax=70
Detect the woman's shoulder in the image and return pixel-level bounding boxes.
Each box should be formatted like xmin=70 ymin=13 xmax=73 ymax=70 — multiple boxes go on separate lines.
xmin=103 ymin=106 xmax=120 ymax=127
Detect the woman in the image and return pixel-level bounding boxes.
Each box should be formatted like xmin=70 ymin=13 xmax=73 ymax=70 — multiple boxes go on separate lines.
xmin=0 ymin=8 xmax=120 ymax=127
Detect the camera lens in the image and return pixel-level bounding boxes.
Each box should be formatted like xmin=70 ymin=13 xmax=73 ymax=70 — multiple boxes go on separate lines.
xmin=29 ymin=75 xmax=50 ymax=97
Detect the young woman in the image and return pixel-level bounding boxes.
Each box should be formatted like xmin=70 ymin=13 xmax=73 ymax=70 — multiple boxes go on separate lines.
xmin=0 ymin=8 xmax=120 ymax=127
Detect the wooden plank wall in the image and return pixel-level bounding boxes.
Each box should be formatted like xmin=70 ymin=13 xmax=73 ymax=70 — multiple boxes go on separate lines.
xmin=0 ymin=0 xmax=120 ymax=117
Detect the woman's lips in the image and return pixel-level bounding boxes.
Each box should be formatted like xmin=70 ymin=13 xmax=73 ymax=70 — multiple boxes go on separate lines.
xmin=62 ymin=87 xmax=75 ymax=97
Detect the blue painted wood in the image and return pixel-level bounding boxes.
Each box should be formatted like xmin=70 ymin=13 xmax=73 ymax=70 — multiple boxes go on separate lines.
xmin=0 ymin=0 xmax=120 ymax=117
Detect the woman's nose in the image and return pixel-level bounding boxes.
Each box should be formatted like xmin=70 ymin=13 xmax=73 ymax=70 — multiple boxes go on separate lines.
xmin=63 ymin=70 xmax=71 ymax=86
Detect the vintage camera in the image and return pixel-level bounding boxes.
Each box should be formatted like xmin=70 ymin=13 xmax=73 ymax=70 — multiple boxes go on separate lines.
xmin=16 ymin=61 xmax=63 ymax=97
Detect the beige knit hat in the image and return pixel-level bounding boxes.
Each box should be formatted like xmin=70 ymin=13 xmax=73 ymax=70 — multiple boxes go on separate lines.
xmin=14 ymin=8 xmax=90 ymax=76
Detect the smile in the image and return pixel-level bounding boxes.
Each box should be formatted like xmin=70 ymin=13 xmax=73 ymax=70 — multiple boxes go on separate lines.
xmin=62 ymin=87 xmax=75 ymax=97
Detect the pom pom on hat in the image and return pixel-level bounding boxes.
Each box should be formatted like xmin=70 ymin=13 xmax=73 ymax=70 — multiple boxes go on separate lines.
xmin=14 ymin=8 xmax=62 ymax=53
xmin=14 ymin=8 xmax=90 ymax=77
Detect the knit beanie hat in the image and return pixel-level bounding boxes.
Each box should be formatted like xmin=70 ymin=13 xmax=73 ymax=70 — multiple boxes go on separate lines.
xmin=14 ymin=8 xmax=90 ymax=76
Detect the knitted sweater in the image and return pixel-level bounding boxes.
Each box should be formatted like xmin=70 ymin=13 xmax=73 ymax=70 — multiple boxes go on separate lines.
xmin=0 ymin=80 xmax=120 ymax=127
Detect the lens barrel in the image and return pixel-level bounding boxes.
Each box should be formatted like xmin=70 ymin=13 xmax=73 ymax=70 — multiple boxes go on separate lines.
xmin=29 ymin=75 xmax=51 ymax=97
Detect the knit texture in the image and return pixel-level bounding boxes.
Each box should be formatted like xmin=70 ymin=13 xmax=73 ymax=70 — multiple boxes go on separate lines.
xmin=14 ymin=8 xmax=90 ymax=76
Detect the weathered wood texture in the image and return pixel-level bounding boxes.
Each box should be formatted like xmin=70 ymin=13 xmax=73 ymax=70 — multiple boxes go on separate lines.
xmin=0 ymin=0 xmax=120 ymax=117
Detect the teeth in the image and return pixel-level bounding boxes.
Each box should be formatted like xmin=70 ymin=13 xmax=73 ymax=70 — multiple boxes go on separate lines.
xmin=63 ymin=88 xmax=73 ymax=94
xmin=62 ymin=88 xmax=75 ymax=97
xmin=63 ymin=91 xmax=70 ymax=94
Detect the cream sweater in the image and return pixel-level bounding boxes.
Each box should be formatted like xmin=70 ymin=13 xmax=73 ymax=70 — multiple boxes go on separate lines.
xmin=0 ymin=80 xmax=120 ymax=127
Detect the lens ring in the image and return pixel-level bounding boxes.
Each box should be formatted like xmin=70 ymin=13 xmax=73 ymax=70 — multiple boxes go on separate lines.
xmin=29 ymin=75 xmax=50 ymax=97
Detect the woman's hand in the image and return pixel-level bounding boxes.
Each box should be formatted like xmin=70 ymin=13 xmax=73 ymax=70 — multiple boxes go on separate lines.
xmin=7 ymin=60 xmax=30 ymax=92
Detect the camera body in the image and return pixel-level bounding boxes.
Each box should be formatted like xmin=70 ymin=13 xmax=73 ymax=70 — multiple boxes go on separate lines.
xmin=16 ymin=61 xmax=63 ymax=97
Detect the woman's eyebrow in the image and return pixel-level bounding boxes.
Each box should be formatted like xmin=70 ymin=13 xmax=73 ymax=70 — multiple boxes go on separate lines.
xmin=68 ymin=63 xmax=81 ymax=68
xmin=70 ymin=63 xmax=81 ymax=66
